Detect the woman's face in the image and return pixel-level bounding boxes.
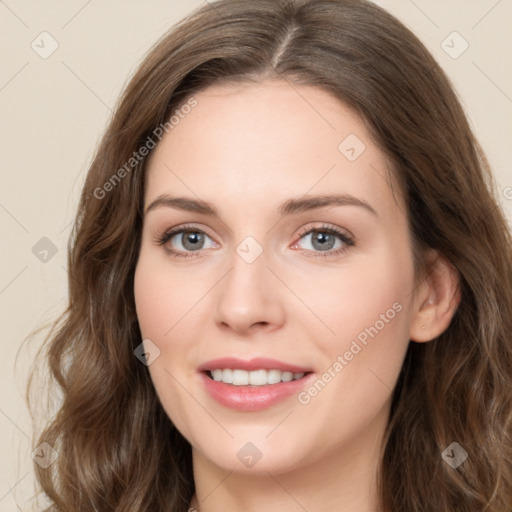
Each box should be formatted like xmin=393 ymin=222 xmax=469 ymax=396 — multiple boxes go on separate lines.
xmin=134 ymin=80 xmax=420 ymax=474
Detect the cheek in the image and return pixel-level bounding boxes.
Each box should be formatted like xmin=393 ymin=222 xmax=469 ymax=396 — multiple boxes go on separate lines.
xmin=292 ymin=248 xmax=414 ymax=417
xmin=134 ymin=263 xmax=168 ymax=339
xmin=133 ymin=251 xmax=210 ymax=390
xmin=323 ymin=257 xmax=412 ymax=397
xmin=134 ymin=250 xmax=199 ymax=339
xmin=293 ymin=254 xmax=412 ymax=349
xmin=133 ymin=256 xmax=200 ymax=433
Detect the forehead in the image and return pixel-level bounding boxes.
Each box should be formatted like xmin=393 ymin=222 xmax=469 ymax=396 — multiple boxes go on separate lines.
xmin=144 ymin=80 xmax=404 ymax=222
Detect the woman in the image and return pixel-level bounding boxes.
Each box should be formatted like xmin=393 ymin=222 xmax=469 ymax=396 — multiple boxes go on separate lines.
xmin=29 ymin=0 xmax=512 ymax=510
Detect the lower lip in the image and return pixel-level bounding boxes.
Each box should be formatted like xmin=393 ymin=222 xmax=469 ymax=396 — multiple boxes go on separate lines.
xmin=200 ymin=372 xmax=314 ymax=411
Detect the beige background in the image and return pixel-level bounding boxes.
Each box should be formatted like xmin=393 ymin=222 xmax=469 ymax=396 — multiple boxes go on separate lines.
xmin=1 ymin=1 xmax=511 ymax=509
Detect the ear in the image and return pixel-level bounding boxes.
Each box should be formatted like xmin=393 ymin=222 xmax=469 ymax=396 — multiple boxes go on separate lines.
xmin=409 ymin=249 xmax=461 ymax=343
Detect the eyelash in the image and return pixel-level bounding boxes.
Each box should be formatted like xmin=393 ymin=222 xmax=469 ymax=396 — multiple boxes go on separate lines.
xmin=155 ymin=223 xmax=355 ymax=259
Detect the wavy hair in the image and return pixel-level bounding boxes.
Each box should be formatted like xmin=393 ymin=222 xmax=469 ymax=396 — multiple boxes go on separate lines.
xmin=28 ymin=0 xmax=512 ymax=510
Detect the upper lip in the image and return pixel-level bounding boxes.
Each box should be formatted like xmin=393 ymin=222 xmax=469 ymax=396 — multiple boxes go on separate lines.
xmin=198 ymin=357 xmax=313 ymax=373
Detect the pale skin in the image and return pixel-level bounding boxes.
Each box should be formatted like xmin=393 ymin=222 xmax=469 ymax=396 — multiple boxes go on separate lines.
xmin=134 ymin=80 xmax=460 ymax=512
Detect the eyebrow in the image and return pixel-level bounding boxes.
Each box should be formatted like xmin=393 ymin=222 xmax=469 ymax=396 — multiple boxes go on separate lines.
xmin=144 ymin=193 xmax=378 ymax=218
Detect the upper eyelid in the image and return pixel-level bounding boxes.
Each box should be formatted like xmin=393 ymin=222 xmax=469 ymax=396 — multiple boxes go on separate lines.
xmin=161 ymin=222 xmax=350 ymax=235
xmin=161 ymin=223 xmax=215 ymax=238
xmin=296 ymin=223 xmax=354 ymax=238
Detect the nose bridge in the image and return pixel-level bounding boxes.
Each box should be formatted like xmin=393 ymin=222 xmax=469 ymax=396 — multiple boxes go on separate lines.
xmin=214 ymin=236 xmax=285 ymax=332
xmin=228 ymin=241 xmax=266 ymax=294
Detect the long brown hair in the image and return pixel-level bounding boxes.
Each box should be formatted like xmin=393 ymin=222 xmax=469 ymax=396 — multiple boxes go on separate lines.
xmin=28 ymin=0 xmax=512 ymax=510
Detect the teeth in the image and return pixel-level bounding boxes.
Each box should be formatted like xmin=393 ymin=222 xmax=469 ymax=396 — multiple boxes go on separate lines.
xmin=249 ymin=369 xmax=267 ymax=385
xmin=210 ymin=369 xmax=306 ymax=386
xmin=267 ymin=369 xmax=282 ymax=384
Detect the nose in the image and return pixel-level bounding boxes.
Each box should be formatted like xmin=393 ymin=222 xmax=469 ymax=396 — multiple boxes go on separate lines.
xmin=214 ymin=248 xmax=286 ymax=335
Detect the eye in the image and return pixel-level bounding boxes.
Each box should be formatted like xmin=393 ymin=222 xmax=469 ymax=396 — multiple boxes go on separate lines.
xmin=291 ymin=224 xmax=355 ymax=258
xmin=155 ymin=223 xmax=355 ymax=260
xmin=156 ymin=224 xmax=217 ymax=258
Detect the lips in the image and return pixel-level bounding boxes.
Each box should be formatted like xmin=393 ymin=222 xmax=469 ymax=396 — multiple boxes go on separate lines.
xmin=198 ymin=357 xmax=315 ymax=411
xmin=197 ymin=357 xmax=312 ymax=374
